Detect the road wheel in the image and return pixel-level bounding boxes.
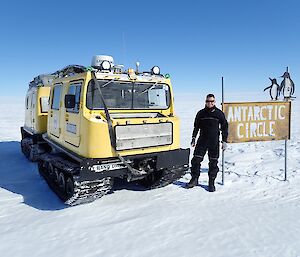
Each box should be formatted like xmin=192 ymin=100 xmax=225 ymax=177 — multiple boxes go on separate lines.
xmin=53 ymin=167 xmax=59 ymax=182
xmin=47 ymin=163 xmax=55 ymax=178
xmin=65 ymin=176 xmax=74 ymax=198
xmin=29 ymin=146 xmax=38 ymax=162
xmin=58 ymin=172 xmax=66 ymax=192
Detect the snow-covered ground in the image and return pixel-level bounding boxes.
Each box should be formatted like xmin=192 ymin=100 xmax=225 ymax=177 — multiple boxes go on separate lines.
xmin=1 ymin=94 xmax=300 ymax=257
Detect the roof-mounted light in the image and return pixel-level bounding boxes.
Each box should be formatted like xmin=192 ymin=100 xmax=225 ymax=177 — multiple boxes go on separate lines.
xmin=151 ymin=66 xmax=160 ymax=75
xmin=100 ymin=60 xmax=111 ymax=71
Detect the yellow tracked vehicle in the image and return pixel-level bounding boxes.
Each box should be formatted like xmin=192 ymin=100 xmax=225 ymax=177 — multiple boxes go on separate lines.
xmin=21 ymin=55 xmax=190 ymax=205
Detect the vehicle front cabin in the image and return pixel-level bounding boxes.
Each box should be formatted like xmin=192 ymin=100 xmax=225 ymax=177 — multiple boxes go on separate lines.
xmin=46 ymin=59 xmax=181 ymax=160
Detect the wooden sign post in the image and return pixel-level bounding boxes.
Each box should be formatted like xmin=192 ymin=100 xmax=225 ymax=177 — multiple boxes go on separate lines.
xmin=223 ymin=101 xmax=291 ymax=181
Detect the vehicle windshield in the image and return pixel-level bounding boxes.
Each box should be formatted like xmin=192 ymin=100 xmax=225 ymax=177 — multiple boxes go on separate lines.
xmin=86 ymin=80 xmax=171 ymax=110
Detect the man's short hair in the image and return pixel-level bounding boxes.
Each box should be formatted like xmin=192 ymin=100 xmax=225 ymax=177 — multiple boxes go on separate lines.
xmin=206 ymin=94 xmax=215 ymax=98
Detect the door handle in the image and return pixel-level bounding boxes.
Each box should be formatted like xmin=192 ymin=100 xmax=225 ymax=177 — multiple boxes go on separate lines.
xmin=65 ymin=114 xmax=69 ymax=121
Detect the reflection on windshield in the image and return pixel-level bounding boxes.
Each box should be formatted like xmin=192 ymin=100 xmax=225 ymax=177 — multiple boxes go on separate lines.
xmin=86 ymin=80 xmax=170 ymax=110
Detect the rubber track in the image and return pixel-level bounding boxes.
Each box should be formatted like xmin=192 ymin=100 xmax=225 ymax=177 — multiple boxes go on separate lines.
xmin=65 ymin=178 xmax=113 ymax=206
xmin=39 ymin=155 xmax=113 ymax=206
xmin=148 ymin=166 xmax=187 ymax=189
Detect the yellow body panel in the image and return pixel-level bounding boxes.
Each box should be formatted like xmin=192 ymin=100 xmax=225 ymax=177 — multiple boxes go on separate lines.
xmin=46 ymin=71 xmax=181 ymax=159
xmin=24 ymin=86 xmax=50 ymax=134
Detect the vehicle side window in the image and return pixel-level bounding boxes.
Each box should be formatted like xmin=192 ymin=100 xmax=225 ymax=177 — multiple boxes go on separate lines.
xmin=32 ymin=93 xmax=36 ymax=108
xmin=26 ymin=96 xmax=29 ymax=109
xmin=27 ymin=95 xmax=32 ymax=110
xmin=51 ymin=85 xmax=62 ymax=110
xmin=66 ymin=82 xmax=82 ymax=113
xmin=40 ymin=97 xmax=49 ymax=113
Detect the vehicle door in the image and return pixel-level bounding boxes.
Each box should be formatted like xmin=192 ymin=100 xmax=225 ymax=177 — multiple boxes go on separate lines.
xmin=63 ymin=81 xmax=82 ymax=147
xmin=48 ymin=83 xmax=62 ymax=138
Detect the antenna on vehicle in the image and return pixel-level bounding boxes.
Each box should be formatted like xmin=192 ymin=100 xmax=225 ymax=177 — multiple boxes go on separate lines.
xmin=136 ymin=61 xmax=140 ymax=74
xmin=122 ymin=32 xmax=126 ymax=66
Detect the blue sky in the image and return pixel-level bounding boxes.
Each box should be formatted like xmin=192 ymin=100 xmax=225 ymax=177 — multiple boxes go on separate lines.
xmin=0 ymin=0 xmax=299 ymax=98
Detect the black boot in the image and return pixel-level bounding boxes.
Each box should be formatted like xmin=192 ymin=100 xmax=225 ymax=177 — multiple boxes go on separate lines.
xmin=208 ymin=177 xmax=216 ymax=192
xmin=186 ymin=176 xmax=199 ymax=189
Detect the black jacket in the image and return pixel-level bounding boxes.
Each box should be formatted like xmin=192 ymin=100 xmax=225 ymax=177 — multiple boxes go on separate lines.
xmin=192 ymin=106 xmax=228 ymax=143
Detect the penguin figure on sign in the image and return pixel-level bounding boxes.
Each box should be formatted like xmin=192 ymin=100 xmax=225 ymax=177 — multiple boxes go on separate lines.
xmin=280 ymin=71 xmax=295 ymax=100
xmin=264 ymin=78 xmax=280 ymax=100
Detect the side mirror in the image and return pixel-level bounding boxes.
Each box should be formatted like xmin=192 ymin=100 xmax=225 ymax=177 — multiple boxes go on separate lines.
xmin=65 ymin=94 xmax=76 ymax=109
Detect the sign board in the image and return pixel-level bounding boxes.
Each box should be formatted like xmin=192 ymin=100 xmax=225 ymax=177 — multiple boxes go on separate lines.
xmin=223 ymin=101 xmax=291 ymax=143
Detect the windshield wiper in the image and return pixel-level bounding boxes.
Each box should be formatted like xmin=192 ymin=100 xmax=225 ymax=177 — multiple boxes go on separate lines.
xmin=100 ymin=79 xmax=116 ymax=88
xmin=90 ymin=79 xmax=116 ymax=93
xmin=138 ymin=81 xmax=159 ymax=96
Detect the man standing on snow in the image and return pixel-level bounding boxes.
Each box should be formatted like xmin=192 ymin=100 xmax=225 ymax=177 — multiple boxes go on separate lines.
xmin=186 ymin=94 xmax=228 ymax=192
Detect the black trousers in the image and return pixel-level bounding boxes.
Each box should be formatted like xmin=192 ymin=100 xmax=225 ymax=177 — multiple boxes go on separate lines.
xmin=191 ymin=138 xmax=219 ymax=179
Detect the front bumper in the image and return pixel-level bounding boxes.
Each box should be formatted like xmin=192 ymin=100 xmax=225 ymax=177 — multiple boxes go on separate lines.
xmin=79 ymin=148 xmax=190 ymax=182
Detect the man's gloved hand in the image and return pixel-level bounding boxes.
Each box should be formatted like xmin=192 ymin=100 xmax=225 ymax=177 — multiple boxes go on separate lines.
xmin=221 ymin=141 xmax=227 ymax=151
xmin=191 ymin=137 xmax=196 ymax=147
